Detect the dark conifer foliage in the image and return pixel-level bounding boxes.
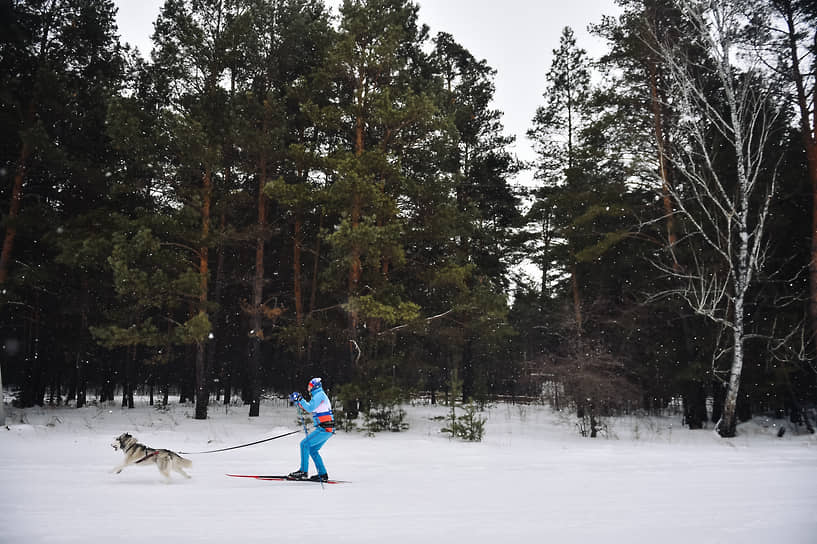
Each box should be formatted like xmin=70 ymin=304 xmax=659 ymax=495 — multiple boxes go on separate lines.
xmin=1 ymin=0 xmax=813 ymax=433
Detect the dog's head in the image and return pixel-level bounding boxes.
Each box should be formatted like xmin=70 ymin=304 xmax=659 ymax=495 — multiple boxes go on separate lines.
xmin=112 ymin=433 xmax=135 ymax=451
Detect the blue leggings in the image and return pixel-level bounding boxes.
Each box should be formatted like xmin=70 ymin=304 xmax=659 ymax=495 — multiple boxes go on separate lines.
xmin=299 ymin=428 xmax=332 ymax=475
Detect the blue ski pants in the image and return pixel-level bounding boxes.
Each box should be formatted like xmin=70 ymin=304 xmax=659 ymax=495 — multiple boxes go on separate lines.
xmin=299 ymin=428 xmax=332 ymax=475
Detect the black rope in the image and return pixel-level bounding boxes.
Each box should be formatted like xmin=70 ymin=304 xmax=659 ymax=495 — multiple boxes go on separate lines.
xmin=178 ymin=429 xmax=302 ymax=455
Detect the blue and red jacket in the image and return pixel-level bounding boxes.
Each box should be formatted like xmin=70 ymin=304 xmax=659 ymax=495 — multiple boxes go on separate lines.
xmin=297 ymin=385 xmax=334 ymax=432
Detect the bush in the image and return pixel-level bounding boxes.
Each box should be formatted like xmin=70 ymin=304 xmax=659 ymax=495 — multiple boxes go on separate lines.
xmin=440 ymin=369 xmax=487 ymax=441
xmin=442 ymin=402 xmax=486 ymax=442
xmin=333 ymin=383 xmax=363 ymax=432
xmin=363 ymin=403 xmax=409 ymax=435
xmin=333 ymin=383 xmax=410 ymax=435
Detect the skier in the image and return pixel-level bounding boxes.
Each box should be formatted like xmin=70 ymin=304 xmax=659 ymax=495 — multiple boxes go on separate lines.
xmin=288 ymin=377 xmax=334 ymax=482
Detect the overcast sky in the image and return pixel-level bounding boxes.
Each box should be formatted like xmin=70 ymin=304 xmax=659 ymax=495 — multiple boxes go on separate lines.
xmin=114 ymin=0 xmax=621 ymax=183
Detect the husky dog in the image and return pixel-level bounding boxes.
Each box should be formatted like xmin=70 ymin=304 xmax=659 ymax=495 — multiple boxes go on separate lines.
xmin=111 ymin=433 xmax=192 ymax=480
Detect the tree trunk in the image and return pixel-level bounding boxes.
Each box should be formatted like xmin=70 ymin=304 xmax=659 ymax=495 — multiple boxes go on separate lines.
xmin=717 ymin=43 xmax=752 ymax=437
xmin=294 ymin=212 xmax=304 ymax=326
xmin=247 ymin=337 xmax=261 ymax=417
xmin=647 ymin=61 xmax=681 ymax=271
xmin=780 ymin=8 xmax=817 ymax=353
xmin=0 ymin=139 xmax=31 ymax=284
xmin=682 ymin=379 xmax=707 ymax=429
xmin=570 ymin=263 xmax=582 ymax=334
xmin=540 ymin=210 xmax=552 ymax=304
xmin=589 ymin=403 xmax=598 ymax=438
xmin=718 ymin=314 xmax=745 ymax=438
xmin=21 ymin=305 xmax=43 ymax=408
xmin=195 ymin=166 xmax=213 ymax=420
xmin=195 ymin=341 xmax=208 ymax=419
xmin=306 ymin=211 xmax=323 ymax=361
xmin=122 ymin=346 xmax=134 ymax=409
xmin=461 ymin=339 xmax=474 ymax=402
xmin=0 ymin=360 xmax=5 ymax=425
xmin=348 ymin=113 xmax=365 ymax=341
xmin=248 ymin=140 xmax=268 ymax=417
xmin=162 ymin=358 xmax=169 ymax=406
xmin=75 ymin=353 xmax=86 ymax=409
xmin=208 ymin=211 xmax=226 ymax=402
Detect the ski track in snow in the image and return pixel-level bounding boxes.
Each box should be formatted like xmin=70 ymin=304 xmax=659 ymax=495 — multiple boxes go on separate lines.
xmin=1 ymin=401 xmax=815 ymax=543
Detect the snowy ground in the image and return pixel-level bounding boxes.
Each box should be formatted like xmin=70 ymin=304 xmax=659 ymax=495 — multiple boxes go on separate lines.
xmin=1 ymin=398 xmax=815 ymax=543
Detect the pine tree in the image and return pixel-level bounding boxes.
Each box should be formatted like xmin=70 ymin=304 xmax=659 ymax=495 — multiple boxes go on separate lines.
xmin=322 ymin=0 xmax=436 ymax=348
xmin=150 ymin=0 xmax=237 ymax=419
xmin=527 ymin=27 xmax=595 ymax=332
xmin=765 ymin=0 xmax=817 ymax=361
xmin=0 ymin=0 xmax=126 ymax=407
xmin=592 ymin=0 xmax=714 ymax=427
xmin=233 ymin=0 xmax=334 ymax=415
xmin=526 ymin=25 xmax=649 ymax=421
xmin=425 ymin=32 xmax=522 ymax=401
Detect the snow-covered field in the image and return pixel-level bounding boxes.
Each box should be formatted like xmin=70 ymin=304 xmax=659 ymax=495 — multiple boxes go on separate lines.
xmin=1 ymin=398 xmax=815 ymax=543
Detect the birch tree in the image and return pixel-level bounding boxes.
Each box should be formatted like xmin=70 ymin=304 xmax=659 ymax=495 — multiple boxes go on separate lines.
xmin=649 ymin=0 xmax=781 ymax=437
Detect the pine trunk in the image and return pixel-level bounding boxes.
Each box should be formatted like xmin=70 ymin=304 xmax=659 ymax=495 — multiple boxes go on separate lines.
xmin=0 ymin=139 xmax=31 ymax=284
xmin=294 ymin=212 xmax=303 ymax=326
xmin=122 ymin=346 xmax=134 ymax=409
xmin=780 ymin=0 xmax=817 ymax=360
xmin=309 ymin=211 xmax=323 ymax=316
xmin=648 ymin=62 xmax=680 ymax=270
xmin=75 ymin=354 xmax=86 ymax=409
xmin=570 ymin=263 xmax=582 ymax=334
xmin=195 ymin=341 xmax=208 ymax=419
xmin=248 ymin=147 xmax=268 ymax=417
xmin=195 ymin=167 xmax=212 ymax=420
xmin=348 ymin=113 xmax=365 ymax=341
xmin=208 ymin=212 xmax=226 ymax=402
xmin=539 ymin=211 xmax=552 ymax=304
xmin=808 ymin=144 xmax=817 ymax=351
xmin=0 ymin=359 xmax=5 ymax=425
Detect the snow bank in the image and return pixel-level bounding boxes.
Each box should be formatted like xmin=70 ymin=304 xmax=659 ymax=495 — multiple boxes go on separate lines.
xmin=1 ymin=400 xmax=815 ymax=543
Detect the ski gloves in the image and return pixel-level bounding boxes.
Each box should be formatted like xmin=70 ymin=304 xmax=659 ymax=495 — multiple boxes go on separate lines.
xmin=289 ymin=392 xmax=302 ymax=403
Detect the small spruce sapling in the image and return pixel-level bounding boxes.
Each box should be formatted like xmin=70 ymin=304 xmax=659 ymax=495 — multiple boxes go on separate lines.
xmin=441 ymin=369 xmax=486 ymax=442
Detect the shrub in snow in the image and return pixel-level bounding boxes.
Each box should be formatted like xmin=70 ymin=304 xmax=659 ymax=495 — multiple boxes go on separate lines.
xmin=442 ymin=402 xmax=486 ymax=442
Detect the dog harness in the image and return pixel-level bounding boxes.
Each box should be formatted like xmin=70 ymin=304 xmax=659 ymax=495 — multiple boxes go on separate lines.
xmin=135 ymin=450 xmax=160 ymax=464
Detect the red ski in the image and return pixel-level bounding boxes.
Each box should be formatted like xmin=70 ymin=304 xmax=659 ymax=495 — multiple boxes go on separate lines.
xmin=226 ymin=474 xmax=348 ymax=484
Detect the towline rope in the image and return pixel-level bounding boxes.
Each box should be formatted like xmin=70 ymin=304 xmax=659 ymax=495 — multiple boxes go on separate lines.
xmin=177 ymin=429 xmax=302 ymax=455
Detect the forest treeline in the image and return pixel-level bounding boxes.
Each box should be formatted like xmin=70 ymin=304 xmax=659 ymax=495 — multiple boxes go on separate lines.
xmin=1 ymin=0 xmax=815 ymax=436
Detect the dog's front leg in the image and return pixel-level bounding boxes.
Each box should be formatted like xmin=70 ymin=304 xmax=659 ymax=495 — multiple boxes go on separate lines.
xmin=110 ymin=463 xmax=126 ymax=474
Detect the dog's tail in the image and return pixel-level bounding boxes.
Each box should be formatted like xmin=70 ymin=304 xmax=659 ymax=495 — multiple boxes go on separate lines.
xmin=172 ymin=452 xmax=193 ymax=468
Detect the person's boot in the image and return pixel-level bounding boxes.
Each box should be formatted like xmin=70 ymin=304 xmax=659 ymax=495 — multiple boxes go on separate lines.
xmin=309 ymin=473 xmax=328 ymax=482
xmin=287 ymin=470 xmax=308 ymax=480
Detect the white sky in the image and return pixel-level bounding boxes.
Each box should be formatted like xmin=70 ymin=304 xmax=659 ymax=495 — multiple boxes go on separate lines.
xmin=114 ymin=0 xmax=621 ymax=183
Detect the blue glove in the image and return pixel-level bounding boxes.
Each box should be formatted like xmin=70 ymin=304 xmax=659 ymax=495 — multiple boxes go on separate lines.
xmin=289 ymin=392 xmax=302 ymax=403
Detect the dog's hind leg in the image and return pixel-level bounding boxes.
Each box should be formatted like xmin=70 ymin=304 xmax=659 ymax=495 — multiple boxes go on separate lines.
xmin=174 ymin=466 xmax=192 ymax=479
xmin=157 ymin=457 xmax=172 ymax=480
